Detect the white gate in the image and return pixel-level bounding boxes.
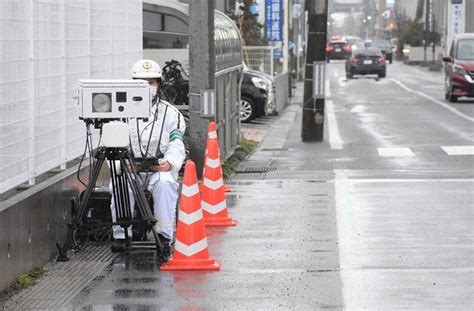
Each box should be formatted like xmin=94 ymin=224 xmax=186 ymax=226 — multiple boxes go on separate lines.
xmin=242 ymin=46 xmax=276 ymax=76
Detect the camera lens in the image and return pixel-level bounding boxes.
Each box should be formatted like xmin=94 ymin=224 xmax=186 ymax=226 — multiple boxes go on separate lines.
xmin=92 ymin=93 xmax=112 ymax=112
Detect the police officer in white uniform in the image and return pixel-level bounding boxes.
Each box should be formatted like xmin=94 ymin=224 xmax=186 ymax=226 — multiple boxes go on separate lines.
xmin=110 ymin=59 xmax=186 ymax=255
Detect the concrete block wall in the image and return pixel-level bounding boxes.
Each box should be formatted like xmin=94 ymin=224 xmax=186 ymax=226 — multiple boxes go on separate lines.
xmin=275 ymin=72 xmax=290 ymax=112
xmin=0 ymin=165 xmax=91 ymax=290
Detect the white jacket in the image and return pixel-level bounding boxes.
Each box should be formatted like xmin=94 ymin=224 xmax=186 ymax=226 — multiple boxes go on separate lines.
xmin=129 ymin=99 xmax=186 ymax=179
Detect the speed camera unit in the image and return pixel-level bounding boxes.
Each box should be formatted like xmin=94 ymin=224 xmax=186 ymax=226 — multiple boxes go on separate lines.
xmin=77 ymin=79 xmax=151 ymax=119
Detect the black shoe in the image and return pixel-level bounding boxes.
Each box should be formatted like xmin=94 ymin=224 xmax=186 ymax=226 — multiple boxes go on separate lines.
xmin=111 ymin=239 xmax=125 ymax=253
xmin=111 ymin=238 xmax=131 ymax=253
xmin=157 ymin=234 xmax=172 ymax=259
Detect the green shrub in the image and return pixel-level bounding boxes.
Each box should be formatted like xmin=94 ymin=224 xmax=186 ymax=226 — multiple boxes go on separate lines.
xmin=222 ymin=138 xmax=259 ymax=179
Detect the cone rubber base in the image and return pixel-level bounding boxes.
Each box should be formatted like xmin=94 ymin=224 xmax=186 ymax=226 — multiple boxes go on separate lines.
xmin=160 ymin=258 xmax=222 ymax=271
xmin=204 ymin=217 xmax=238 ymax=227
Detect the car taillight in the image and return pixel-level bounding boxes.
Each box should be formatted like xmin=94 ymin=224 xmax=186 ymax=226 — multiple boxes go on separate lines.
xmin=350 ymin=56 xmax=357 ymax=64
xmin=379 ymin=56 xmax=385 ymax=63
xmin=343 ymin=45 xmax=351 ymax=52
xmin=326 ymin=46 xmax=334 ymax=52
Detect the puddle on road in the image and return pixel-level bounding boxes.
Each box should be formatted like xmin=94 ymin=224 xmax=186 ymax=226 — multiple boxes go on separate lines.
xmin=70 ymin=177 xmax=336 ymax=309
xmin=114 ymin=288 xmax=157 ymax=298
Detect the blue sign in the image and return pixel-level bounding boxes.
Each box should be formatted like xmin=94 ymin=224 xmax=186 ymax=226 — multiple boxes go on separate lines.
xmin=265 ymin=0 xmax=282 ymax=42
xmin=250 ymin=2 xmax=259 ymax=16
xmin=273 ymin=49 xmax=282 ymax=58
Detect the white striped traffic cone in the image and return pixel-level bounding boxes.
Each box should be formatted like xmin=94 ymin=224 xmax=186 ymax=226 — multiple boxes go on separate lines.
xmin=204 ymin=121 xmax=231 ymax=192
xmin=201 ymin=139 xmax=237 ymax=227
xmin=160 ymin=160 xmax=221 ymax=271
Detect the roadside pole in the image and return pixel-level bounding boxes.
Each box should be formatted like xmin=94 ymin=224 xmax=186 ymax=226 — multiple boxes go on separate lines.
xmin=283 ymin=0 xmax=289 ymax=74
xmin=301 ymin=0 xmax=328 ymax=141
xmin=189 ymin=0 xmax=215 ymax=176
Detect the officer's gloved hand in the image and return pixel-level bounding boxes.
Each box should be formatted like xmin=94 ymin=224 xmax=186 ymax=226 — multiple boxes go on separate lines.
xmin=149 ymin=160 xmax=171 ymax=172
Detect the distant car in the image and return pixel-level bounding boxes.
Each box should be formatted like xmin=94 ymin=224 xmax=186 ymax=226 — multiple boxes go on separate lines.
xmin=342 ymin=35 xmax=364 ymax=49
xmin=326 ymin=41 xmax=352 ymax=62
xmin=345 ymin=47 xmax=386 ymax=79
xmin=442 ymin=33 xmax=474 ymax=102
xmin=248 ymin=66 xmax=276 ymax=116
xmin=240 ymin=67 xmax=272 ymax=123
xmin=371 ymin=39 xmax=394 ymax=63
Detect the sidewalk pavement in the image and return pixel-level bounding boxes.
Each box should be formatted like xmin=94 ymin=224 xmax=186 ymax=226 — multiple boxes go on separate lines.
xmin=4 ymin=81 xmax=343 ymax=309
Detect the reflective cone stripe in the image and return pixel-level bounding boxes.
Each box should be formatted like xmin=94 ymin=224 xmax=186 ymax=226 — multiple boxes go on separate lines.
xmin=205 ymin=157 xmax=220 ymax=169
xmin=201 ymin=200 xmax=227 ymax=215
xmin=201 ymin=139 xmax=237 ymax=227
xmin=161 ymin=160 xmax=221 ymax=271
xmin=175 ymin=238 xmax=208 ymax=257
xmin=208 ymin=129 xmax=217 ymax=139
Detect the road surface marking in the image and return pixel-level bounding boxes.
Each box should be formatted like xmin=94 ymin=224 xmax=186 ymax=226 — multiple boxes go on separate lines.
xmin=389 ymin=78 xmax=474 ymax=123
xmin=334 ymin=170 xmax=474 ymax=310
xmin=348 ymin=178 xmax=474 ymax=183
xmin=326 ymin=100 xmax=343 ymax=149
xmin=378 ymin=147 xmax=415 ymax=157
xmin=351 ymin=105 xmax=365 ymax=113
xmin=441 ymin=146 xmax=474 ymax=155
xmin=325 ymin=79 xmax=331 ymax=97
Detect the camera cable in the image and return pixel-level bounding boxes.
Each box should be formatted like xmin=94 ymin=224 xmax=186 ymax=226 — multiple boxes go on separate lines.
xmin=76 ymin=123 xmax=93 ymax=187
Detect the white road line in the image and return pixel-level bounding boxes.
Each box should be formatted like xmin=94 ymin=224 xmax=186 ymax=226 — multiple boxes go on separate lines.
xmin=326 ymin=100 xmax=343 ymax=150
xmin=378 ymin=147 xmax=415 ymax=157
xmin=441 ymin=146 xmax=474 ymax=155
xmin=390 ymin=78 xmax=474 ymax=123
xmin=350 ymin=105 xmax=365 ymax=113
xmin=335 ymin=170 xmax=474 ymax=310
xmin=348 ymin=178 xmax=474 ymax=183
xmin=325 ymin=79 xmax=331 ymax=98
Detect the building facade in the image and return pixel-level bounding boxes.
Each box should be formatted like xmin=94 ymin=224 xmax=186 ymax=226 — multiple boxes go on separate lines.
xmin=0 ymin=0 xmax=143 ymax=194
xmin=397 ymin=0 xmax=473 ymax=51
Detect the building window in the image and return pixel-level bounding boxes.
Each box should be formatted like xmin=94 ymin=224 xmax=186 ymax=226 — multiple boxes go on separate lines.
xmin=143 ymin=11 xmax=189 ymax=49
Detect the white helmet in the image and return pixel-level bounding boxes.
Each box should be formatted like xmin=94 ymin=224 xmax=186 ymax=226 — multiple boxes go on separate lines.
xmin=131 ymin=59 xmax=162 ymax=79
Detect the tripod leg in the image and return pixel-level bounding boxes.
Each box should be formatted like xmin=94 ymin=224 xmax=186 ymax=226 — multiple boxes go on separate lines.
xmin=120 ymin=158 xmax=163 ymax=253
xmin=109 ymin=159 xmax=135 ymax=242
xmin=57 ymin=155 xmax=105 ymax=261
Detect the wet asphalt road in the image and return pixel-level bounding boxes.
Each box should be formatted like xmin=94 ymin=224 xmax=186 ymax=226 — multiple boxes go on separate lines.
xmin=66 ymin=104 xmax=344 ymax=310
xmin=5 ymin=61 xmax=473 ymax=310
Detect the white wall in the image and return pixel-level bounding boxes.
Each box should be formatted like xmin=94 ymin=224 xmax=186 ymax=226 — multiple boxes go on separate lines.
xmin=143 ymin=49 xmax=189 ymax=68
xmin=0 ymin=0 xmax=143 ymax=194
xmin=397 ymin=0 xmax=418 ymax=19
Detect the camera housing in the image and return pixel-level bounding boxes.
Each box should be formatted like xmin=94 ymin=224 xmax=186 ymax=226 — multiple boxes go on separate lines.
xmin=77 ymin=79 xmax=151 ymax=119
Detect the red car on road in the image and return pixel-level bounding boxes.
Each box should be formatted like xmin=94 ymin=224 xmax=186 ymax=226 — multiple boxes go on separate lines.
xmin=443 ymin=33 xmax=474 ymax=102
xmin=326 ymin=40 xmax=352 ymax=62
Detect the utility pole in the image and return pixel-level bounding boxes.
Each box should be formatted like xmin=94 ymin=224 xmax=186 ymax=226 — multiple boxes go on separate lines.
xmin=423 ymin=0 xmax=429 ymax=64
xmin=189 ymin=0 xmax=215 ymax=176
xmin=301 ymin=0 xmax=328 ymax=142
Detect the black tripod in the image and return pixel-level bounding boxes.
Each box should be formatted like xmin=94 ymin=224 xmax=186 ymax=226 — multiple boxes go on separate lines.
xmin=57 ymin=147 xmax=163 ymax=261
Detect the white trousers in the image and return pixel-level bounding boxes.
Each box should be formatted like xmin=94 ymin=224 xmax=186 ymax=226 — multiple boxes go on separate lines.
xmin=109 ymin=171 xmax=178 ymax=240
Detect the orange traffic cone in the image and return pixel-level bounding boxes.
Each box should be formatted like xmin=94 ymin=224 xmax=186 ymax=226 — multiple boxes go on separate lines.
xmin=206 ymin=121 xmax=231 ymax=193
xmin=201 ymin=139 xmax=237 ymax=227
xmin=161 ymin=160 xmax=222 ymax=271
